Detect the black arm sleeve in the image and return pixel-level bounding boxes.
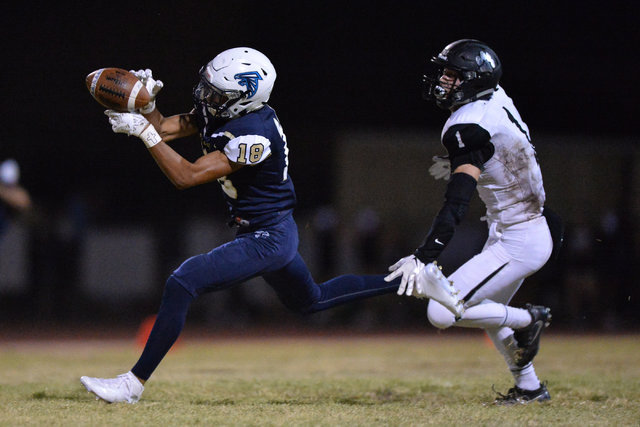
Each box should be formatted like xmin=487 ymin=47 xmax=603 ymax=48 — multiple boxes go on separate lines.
xmin=442 ymin=123 xmax=494 ymax=171
xmin=414 ymin=172 xmax=477 ymax=264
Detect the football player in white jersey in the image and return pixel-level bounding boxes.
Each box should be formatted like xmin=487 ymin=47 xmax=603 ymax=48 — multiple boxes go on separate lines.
xmin=386 ymin=39 xmax=563 ymax=405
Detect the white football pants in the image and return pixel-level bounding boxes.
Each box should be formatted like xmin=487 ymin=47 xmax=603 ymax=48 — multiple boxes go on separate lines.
xmin=427 ymin=215 xmax=552 ymax=329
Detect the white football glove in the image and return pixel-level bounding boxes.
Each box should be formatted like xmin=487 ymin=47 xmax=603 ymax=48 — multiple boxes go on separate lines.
xmin=429 ymin=155 xmax=450 ymax=180
xmin=104 ymin=110 xmax=162 ymax=148
xmin=105 ymin=110 xmax=149 ymax=136
xmin=130 ymin=69 xmax=164 ymax=114
xmin=384 ymin=255 xmax=425 ymax=298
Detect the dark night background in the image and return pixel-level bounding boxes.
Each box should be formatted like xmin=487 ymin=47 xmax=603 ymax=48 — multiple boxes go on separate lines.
xmin=2 ymin=2 xmax=635 ymax=209
xmin=0 ymin=2 xmax=638 ymax=333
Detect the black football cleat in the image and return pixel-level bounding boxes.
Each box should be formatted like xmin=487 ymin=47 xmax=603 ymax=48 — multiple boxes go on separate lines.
xmin=513 ymin=304 xmax=551 ymax=367
xmin=492 ymin=382 xmax=551 ymax=406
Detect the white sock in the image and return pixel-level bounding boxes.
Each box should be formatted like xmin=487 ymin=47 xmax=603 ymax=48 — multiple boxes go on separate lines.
xmin=486 ymin=327 xmax=541 ymax=391
xmin=511 ymin=363 xmax=541 ymax=391
xmin=456 ymin=303 xmax=531 ymax=329
xmin=504 ymin=306 xmax=533 ymax=329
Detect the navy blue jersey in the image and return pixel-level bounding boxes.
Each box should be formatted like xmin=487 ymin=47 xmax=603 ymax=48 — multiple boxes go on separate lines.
xmin=199 ymin=105 xmax=296 ymax=220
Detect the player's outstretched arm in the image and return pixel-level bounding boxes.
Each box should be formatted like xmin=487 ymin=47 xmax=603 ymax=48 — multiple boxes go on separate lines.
xmin=142 ymin=109 xmax=199 ymax=142
xmin=105 ymin=110 xmax=242 ymax=189
xmin=148 ymin=142 xmax=243 ymax=190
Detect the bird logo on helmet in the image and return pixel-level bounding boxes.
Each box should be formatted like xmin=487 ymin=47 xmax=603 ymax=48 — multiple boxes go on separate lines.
xmin=234 ymin=71 xmax=263 ymax=99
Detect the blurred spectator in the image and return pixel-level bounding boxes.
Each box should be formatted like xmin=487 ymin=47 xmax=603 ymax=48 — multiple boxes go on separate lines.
xmin=0 ymin=159 xmax=32 ymax=231
xmin=0 ymin=157 xmax=87 ymax=321
xmin=0 ymin=158 xmax=34 ymax=317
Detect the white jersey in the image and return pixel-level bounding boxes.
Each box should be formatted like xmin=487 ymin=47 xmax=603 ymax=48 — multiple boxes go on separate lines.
xmin=441 ymin=86 xmax=545 ymax=227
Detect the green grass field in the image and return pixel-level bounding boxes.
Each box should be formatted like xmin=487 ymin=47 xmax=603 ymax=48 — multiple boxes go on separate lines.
xmin=1 ymin=332 xmax=638 ymax=425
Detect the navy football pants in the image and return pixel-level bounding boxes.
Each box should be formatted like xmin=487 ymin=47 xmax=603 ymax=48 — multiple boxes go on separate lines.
xmin=132 ymin=213 xmax=399 ymax=380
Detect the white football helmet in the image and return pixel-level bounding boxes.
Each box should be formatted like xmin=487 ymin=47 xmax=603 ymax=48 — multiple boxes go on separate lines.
xmin=193 ymin=47 xmax=276 ymax=120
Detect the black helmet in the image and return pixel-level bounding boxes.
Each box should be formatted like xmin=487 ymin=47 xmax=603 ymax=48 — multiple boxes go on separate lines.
xmin=422 ymin=39 xmax=502 ymax=109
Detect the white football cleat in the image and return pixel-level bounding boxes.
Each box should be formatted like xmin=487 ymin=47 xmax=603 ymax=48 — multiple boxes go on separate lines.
xmin=416 ymin=262 xmax=465 ymax=317
xmin=80 ymin=371 xmax=144 ymax=404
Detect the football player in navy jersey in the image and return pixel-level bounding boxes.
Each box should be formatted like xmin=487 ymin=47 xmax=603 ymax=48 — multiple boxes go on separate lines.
xmin=80 ymin=47 xmax=462 ymax=404
xmin=386 ymin=40 xmax=562 ymax=405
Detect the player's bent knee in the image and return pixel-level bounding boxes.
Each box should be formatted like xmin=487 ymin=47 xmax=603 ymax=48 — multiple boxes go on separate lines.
xmin=427 ymin=301 xmax=455 ymax=329
xmin=163 ymin=275 xmax=196 ymax=303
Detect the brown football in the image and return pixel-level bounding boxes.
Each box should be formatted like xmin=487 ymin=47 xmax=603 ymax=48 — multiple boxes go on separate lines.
xmin=85 ymin=68 xmax=151 ymax=112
